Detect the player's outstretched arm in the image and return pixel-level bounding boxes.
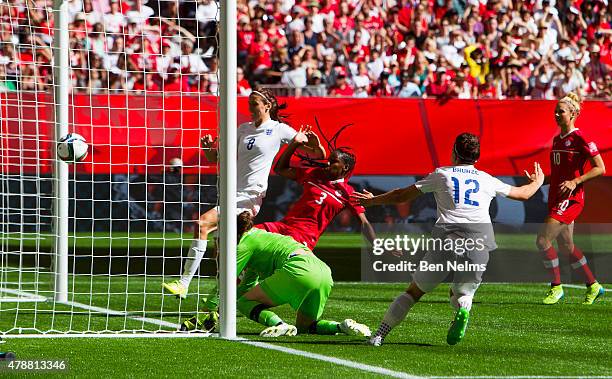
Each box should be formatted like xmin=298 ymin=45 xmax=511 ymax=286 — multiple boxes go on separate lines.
xmin=357 ymin=213 xmax=377 ymax=246
xmin=274 ymin=136 xmax=302 ymax=180
xmin=352 ymin=185 xmax=423 ymax=207
xmin=558 ymin=154 xmax=606 ymax=198
xmin=201 ymin=134 xmax=218 ymax=162
xmin=507 ymin=162 xmax=545 ymax=201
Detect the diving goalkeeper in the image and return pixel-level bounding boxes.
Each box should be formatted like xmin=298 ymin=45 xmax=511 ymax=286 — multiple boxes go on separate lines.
xmin=181 ymin=211 xmax=371 ymax=338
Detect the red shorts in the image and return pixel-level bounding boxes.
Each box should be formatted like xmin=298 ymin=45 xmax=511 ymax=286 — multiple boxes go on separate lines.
xmin=255 ymin=222 xmax=316 ymax=250
xmin=548 ymin=200 xmax=584 ymax=224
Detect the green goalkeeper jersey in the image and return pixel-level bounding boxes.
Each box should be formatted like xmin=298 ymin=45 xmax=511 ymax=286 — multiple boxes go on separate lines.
xmin=236 ymin=228 xmax=308 ymax=279
xmin=201 ymin=228 xmax=309 ymax=311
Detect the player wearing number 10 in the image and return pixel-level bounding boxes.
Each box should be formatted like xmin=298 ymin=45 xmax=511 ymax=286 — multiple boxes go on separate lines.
xmin=162 ymin=89 xmax=326 ymax=299
xmin=536 ymin=92 xmax=606 ymax=305
xmin=353 ymin=133 xmax=545 ymax=346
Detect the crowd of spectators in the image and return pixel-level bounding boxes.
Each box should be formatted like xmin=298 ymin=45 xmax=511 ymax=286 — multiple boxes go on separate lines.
xmin=0 ymin=0 xmax=610 ymax=99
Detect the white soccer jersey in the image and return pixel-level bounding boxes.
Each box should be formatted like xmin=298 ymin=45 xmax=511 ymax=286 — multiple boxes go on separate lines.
xmin=415 ymin=165 xmax=511 ymax=224
xmin=237 ymin=119 xmax=297 ymax=195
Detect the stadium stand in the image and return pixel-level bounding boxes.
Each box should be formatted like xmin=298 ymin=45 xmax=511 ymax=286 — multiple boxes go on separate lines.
xmin=0 ymin=0 xmax=609 ymax=98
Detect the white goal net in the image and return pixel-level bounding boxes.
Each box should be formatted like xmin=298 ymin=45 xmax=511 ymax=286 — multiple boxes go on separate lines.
xmin=0 ymin=0 xmax=223 ymax=335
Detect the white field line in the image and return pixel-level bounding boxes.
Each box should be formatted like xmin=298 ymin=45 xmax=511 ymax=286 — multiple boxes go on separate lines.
xmin=4 ymin=286 xmax=610 ymax=379
xmin=3 ymin=298 xmax=424 ymax=378
xmin=429 ymin=376 xmax=612 ymax=379
xmin=239 ymin=339 xmax=424 ymax=379
xmin=564 ymin=284 xmax=612 ymax=292
xmin=0 ymin=287 xmax=47 ymax=303
xmin=62 ymin=300 xmax=181 ymax=330
xmin=4 ymin=332 xmax=212 ymax=339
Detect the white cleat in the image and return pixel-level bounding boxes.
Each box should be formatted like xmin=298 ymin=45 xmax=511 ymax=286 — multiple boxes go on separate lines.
xmin=367 ymin=335 xmax=383 ymax=347
xmin=339 ymin=319 xmax=372 ymax=337
xmin=260 ymin=323 xmax=298 ymax=338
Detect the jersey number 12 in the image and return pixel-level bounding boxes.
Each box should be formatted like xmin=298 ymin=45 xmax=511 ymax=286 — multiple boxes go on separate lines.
xmin=451 ymin=177 xmax=480 ymax=206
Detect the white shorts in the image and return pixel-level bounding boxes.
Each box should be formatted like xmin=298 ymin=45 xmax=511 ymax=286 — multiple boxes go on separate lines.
xmin=413 ymin=248 xmax=489 ymax=297
xmin=214 ymin=191 xmax=264 ymax=217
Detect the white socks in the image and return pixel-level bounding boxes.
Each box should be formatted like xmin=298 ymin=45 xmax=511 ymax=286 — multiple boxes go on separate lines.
xmin=179 ymin=239 xmax=207 ymax=288
xmin=450 ymin=294 xmax=473 ymax=311
xmin=375 ymin=292 xmax=416 ymax=339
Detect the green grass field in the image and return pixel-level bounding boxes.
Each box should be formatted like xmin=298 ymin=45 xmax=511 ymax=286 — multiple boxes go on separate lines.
xmin=1 ymin=270 xmax=611 ymax=378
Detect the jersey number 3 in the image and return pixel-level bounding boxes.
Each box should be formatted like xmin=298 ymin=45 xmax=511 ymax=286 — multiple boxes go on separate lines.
xmin=315 ymin=192 xmax=327 ymax=205
xmin=451 ymin=177 xmax=480 ymax=206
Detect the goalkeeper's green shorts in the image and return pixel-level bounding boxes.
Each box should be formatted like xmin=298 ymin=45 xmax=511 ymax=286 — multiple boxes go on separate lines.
xmin=259 ymin=254 xmax=333 ymax=321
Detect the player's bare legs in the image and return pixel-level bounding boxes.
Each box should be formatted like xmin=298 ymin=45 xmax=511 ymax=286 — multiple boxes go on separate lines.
xmin=238 ymin=284 xmax=297 ymax=337
xmin=370 ymin=282 xmax=425 ymax=346
xmin=163 ymin=208 xmax=218 ymax=298
xmin=295 ymin=304 xmax=371 ymax=337
xmin=536 ymin=217 xmax=601 ymax=304
xmin=536 ymin=217 xmax=568 ymax=304
xmin=555 ymin=221 xmax=602 ymax=303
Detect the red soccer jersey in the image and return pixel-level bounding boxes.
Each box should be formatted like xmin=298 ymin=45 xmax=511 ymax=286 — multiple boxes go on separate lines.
xmin=280 ymin=167 xmax=365 ymax=248
xmin=549 ymin=129 xmax=599 ymax=208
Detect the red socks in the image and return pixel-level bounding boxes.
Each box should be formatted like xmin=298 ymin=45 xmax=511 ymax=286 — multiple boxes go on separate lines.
xmin=540 ymin=246 xmax=561 ymax=286
xmin=568 ymin=246 xmax=596 ymax=286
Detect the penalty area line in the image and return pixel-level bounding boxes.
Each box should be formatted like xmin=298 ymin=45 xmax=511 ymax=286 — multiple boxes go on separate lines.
xmin=239 ymin=339 xmax=424 ymax=379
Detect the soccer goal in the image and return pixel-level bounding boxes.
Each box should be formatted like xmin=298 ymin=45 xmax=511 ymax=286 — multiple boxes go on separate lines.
xmin=0 ymin=0 xmax=237 ymax=337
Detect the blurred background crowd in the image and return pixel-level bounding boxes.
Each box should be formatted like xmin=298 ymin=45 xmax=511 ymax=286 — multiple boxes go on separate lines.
xmin=0 ymin=0 xmax=610 ymax=98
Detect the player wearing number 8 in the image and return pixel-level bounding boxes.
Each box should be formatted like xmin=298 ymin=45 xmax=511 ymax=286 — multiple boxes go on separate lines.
xmin=353 ymin=133 xmax=545 ymax=346
xmin=162 ymin=89 xmax=326 ymax=299
xmin=536 ymin=92 xmax=607 ymax=305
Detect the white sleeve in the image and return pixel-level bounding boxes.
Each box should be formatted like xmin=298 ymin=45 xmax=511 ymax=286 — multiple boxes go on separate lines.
xmin=278 ymin=123 xmax=297 ymax=145
xmin=489 ymin=175 xmax=512 ymax=197
xmin=414 ymin=170 xmax=445 ymax=194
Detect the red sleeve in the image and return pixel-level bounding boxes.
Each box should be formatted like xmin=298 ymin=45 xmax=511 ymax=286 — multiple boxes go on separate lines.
xmin=578 ymin=134 xmax=600 ymax=158
xmin=294 ymin=167 xmax=316 ymax=184
xmin=344 ymin=184 xmax=365 ymax=216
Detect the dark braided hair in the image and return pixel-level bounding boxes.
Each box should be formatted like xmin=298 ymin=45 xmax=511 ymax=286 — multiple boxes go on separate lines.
xmin=453 ymin=133 xmax=480 ymax=164
xmin=297 ymin=117 xmax=357 ymax=178
xmin=252 ymin=87 xmax=288 ymax=122
xmin=334 ymin=148 xmax=357 ymax=178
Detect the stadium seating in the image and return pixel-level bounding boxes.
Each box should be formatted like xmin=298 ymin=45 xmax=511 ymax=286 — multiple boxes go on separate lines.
xmin=0 ymin=0 xmax=609 ymax=98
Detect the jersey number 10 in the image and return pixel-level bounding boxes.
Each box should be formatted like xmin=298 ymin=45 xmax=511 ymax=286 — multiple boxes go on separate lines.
xmin=553 ymin=152 xmax=561 ymax=165
xmin=451 ymin=177 xmax=480 ymax=206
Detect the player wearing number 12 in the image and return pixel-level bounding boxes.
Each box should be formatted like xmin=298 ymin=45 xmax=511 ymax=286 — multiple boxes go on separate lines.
xmin=536 ymin=92 xmax=606 ymax=305
xmin=354 ymin=133 xmax=545 ymax=346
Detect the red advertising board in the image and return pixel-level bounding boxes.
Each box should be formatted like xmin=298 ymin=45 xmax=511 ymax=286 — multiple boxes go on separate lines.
xmin=1 ymin=93 xmax=610 ymax=176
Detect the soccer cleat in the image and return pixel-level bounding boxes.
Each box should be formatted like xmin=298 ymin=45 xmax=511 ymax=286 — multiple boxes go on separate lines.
xmin=447 ymin=307 xmax=470 ymax=345
xmin=339 ymin=319 xmax=372 ymax=337
xmin=542 ymin=285 xmax=564 ymax=305
xmin=582 ymin=282 xmax=605 ymax=305
xmin=260 ymin=323 xmax=298 ymax=337
xmin=180 ymin=311 xmax=219 ymax=332
xmin=162 ymin=280 xmax=187 ymax=299
xmin=367 ymin=335 xmax=384 ymax=347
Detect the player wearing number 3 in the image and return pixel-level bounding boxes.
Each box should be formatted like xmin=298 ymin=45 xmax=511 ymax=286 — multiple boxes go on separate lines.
xmin=163 ymin=88 xmax=325 ymax=299
xmin=353 ymin=133 xmax=545 ymax=346
xmin=536 ymin=92 xmax=606 ymax=305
